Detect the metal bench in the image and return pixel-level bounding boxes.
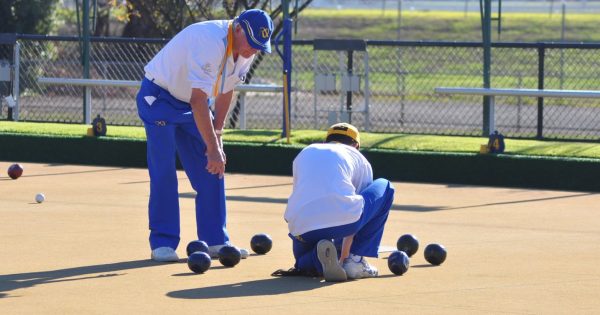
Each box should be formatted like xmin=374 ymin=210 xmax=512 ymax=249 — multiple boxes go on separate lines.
xmin=37 ymin=77 xmax=282 ymax=128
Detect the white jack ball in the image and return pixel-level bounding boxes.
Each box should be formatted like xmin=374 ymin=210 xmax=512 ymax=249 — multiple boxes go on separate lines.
xmin=35 ymin=193 xmax=45 ymax=203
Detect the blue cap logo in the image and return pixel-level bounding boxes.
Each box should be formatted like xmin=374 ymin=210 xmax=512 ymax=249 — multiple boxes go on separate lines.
xmin=238 ymin=9 xmax=273 ymax=53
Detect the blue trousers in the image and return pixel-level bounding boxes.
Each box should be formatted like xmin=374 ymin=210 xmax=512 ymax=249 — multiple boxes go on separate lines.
xmin=290 ymin=178 xmax=395 ymax=275
xmin=136 ymin=78 xmax=229 ymax=250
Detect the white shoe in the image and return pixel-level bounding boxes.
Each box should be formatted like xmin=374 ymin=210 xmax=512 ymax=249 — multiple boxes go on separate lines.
xmin=208 ymin=244 xmax=249 ymax=259
xmin=317 ymin=239 xmax=347 ymax=282
xmin=343 ymin=256 xmax=378 ymax=279
xmin=151 ymin=247 xmax=179 ymax=262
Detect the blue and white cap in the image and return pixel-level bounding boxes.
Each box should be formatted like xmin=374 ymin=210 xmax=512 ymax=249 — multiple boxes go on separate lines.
xmin=237 ymin=9 xmax=273 ymax=53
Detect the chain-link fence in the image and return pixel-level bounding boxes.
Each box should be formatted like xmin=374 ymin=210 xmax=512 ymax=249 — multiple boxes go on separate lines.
xmin=289 ymin=40 xmax=600 ymax=140
xmin=7 ymin=35 xmax=600 ymax=140
xmin=14 ymin=36 xmax=163 ymax=124
xmin=0 ymin=34 xmax=17 ymax=120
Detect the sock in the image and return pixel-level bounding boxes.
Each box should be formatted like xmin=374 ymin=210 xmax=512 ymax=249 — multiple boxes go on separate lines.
xmin=349 ymin=253 xmax=362 ymax=263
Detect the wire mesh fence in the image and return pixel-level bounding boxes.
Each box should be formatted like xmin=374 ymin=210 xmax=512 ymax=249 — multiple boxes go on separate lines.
xmin=0 ymin=37 xmax=16 ymax=120
xmin=7 ymin=35 xmax=600 ymax=141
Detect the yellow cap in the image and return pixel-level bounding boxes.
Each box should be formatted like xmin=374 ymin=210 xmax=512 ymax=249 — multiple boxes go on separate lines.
xmin=326 ymin=123 xmax=360 ymax=145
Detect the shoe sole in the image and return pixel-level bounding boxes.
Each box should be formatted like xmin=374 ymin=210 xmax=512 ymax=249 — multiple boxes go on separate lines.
xmin=317 ymin=240 xmax=347 ymax=282
xmin=347 ymin=270 xmax=379 ymax=279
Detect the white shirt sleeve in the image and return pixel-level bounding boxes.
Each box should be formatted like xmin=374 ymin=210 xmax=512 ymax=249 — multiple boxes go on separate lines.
xmin=187 ymin=32 xmax=225 ymax=96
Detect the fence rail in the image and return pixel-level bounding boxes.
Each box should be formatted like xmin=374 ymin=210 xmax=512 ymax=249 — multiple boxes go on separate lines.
xmin=2 ymin=35 xmax=600 ymax=141
xmin=36 ymin=76 xmax=282 ymax=129
xmin=435 ymin=87 xmax=600 ymax=137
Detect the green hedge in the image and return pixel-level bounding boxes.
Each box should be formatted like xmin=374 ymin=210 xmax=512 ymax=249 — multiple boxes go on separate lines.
xmin=362 ymin=149 xmax=600 ymax=191
xmin=1 ymin=133 xmax=598 ymax=192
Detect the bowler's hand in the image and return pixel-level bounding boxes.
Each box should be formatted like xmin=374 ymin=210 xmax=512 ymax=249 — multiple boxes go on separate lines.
xmin=216 ymin=134 xmax=226 ymax=163
xmin=206 ymin=147 xmax=226 ymax=178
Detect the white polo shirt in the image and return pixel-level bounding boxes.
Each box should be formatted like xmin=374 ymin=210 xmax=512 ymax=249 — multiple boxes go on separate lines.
xmin=284 ymin=143 xmax=373 ymax=236
xmin=144 ymin=20 xmax=254 ymax=103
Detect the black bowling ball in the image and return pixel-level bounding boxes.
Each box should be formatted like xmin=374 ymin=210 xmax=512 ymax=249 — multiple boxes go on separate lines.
xmin=424 ymin=243 xmax=447 ymax=266
xmin=388 ymin=250 xmax=410 ymax=275
xmin=187 ymin=251 xmax=211 ymax=274
xmin=218 ymin=245 xmax=241 ymax=267
xmin=250 ymin=233 xmax=273 ymax=255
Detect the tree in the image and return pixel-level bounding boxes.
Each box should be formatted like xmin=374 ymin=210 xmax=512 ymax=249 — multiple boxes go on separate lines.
xmin=122 ymin=0 xmax=222 ymax=38
xmin=121 ymin=0 xmax=283 ymax=38
xmin=0 ymin=0 xmax=59 ymax=34
xmin=93 ymin=0 xmax=112 ymax=36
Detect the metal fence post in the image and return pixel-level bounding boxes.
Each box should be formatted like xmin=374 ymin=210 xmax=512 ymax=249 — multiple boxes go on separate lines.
xmin=13 ymin=41 xmax=20 ymax=121
xmin=364 ymin=47 xmax=370 ymax=131
xmin=489 ymin=95 xmax=495 ymax=134
xmin=82 ymin=0 xmax=91 ymax=124
xmin=537 ymin=45 xmax=545 ymax=139
xmin=85 ymin=87 xmax=91 ymax=124
xmin=482 ymin=0 xmax=492 ymax=136
xmin=239 ymin=91 xmax=247 ymax=130
xmin=312 ymin=47 xmax=318 ymax=129
xmin=517 ymin=72 xmax=522 ymax=132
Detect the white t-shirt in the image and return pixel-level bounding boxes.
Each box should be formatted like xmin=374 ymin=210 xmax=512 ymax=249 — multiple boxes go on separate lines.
xmin=144 ymin=20 xmax=254 ymax=103
xmin=284 ymin=143 xmax=373 ymax=236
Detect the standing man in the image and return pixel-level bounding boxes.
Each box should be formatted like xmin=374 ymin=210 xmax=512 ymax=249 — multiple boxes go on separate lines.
xmin=136 ymin=9 xmax=273 ymax=262
xmin=282 ymin=123 xmax=395 ymax=281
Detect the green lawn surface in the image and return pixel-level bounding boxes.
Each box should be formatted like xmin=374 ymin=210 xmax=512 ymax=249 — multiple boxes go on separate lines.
xmin=2 ymin=121 xmax=599 ymax=160
xmin=297 ymin=9 xmax=600 ymax=42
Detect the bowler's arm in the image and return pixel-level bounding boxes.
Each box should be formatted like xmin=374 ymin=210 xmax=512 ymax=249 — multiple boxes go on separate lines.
xmin=190 ymin=88 xmax=225 ymax=177
xmin=212 ymin=89 xmax=234 ymax=132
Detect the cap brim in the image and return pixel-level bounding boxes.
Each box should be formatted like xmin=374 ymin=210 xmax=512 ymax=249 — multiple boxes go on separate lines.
xmin=241 ymin=21 xmax=272 ymax=53
xmin=245 ymin=34 xmax=271 ymax=53
xmin=262 ymin=42 xmax=271 ymax=53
